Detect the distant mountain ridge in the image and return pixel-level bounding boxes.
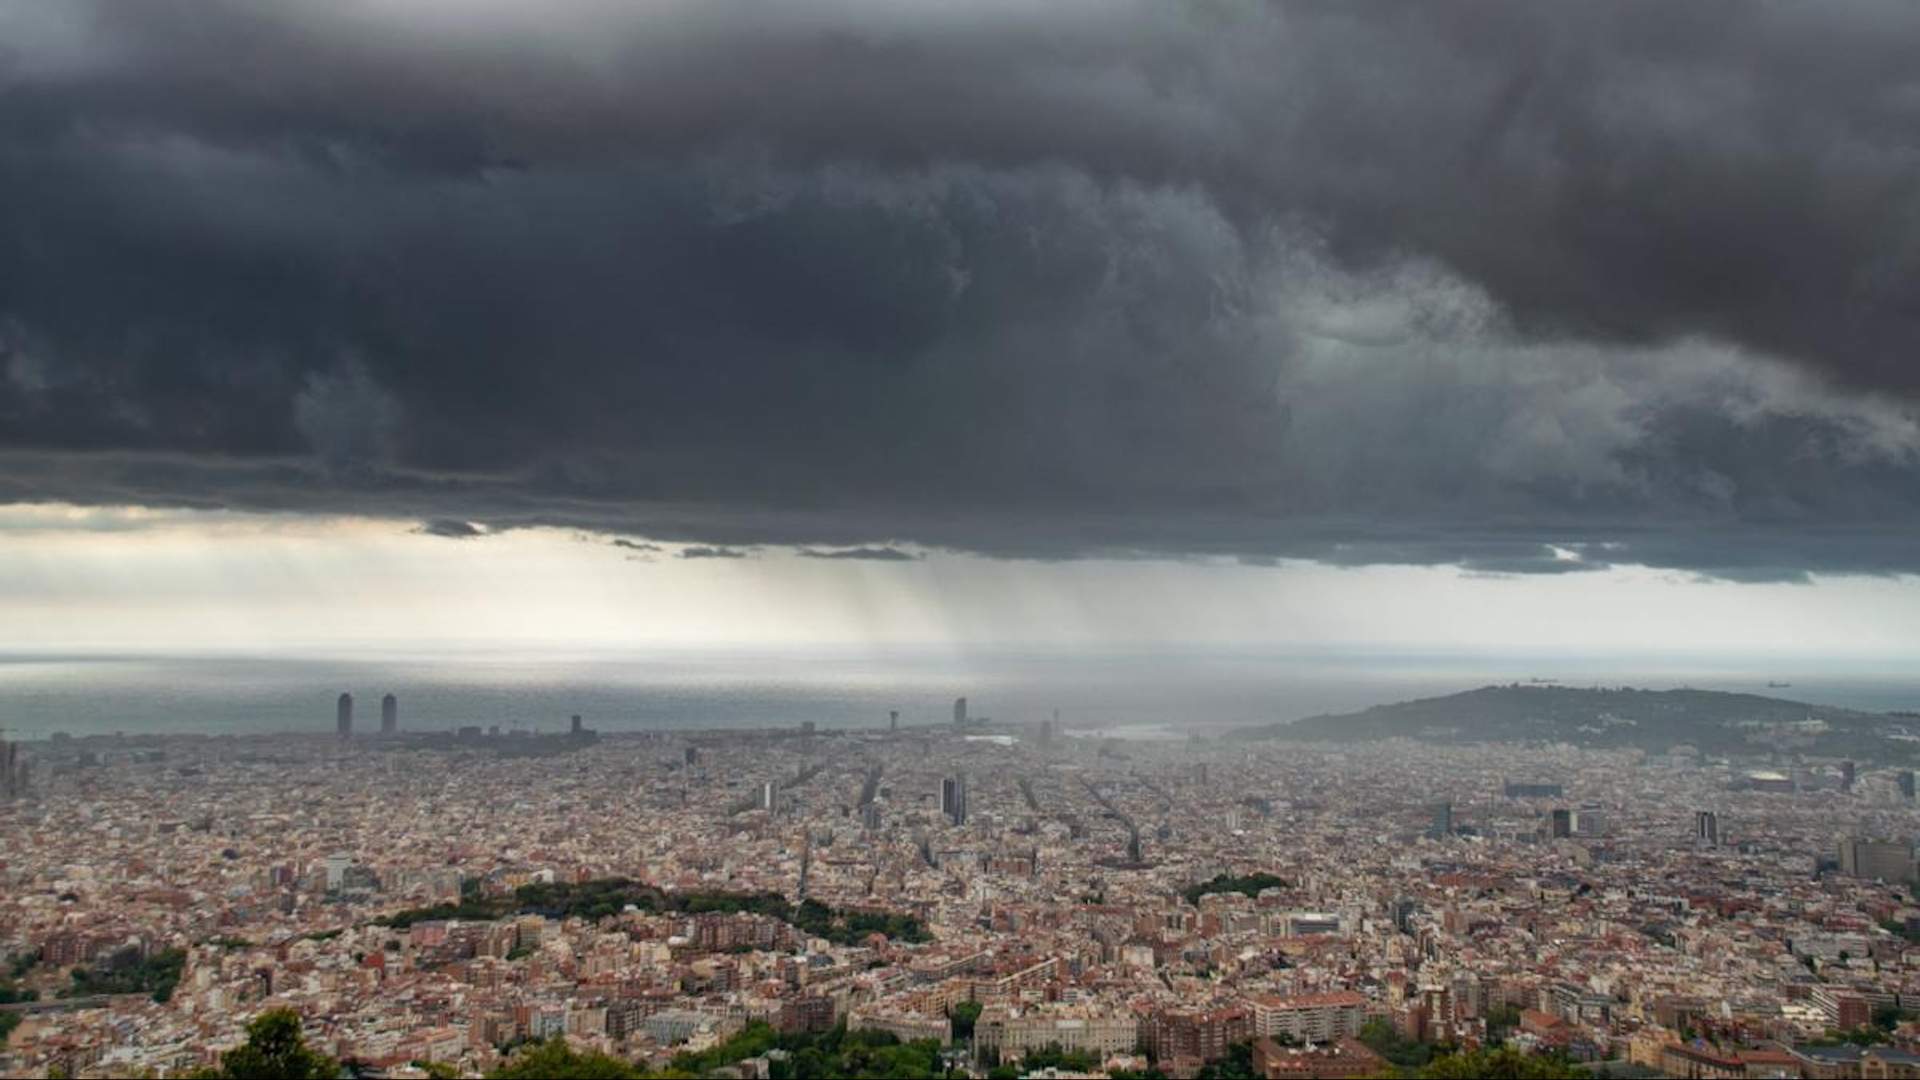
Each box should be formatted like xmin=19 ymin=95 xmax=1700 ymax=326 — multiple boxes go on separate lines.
xmin=1234 ymin=683 xmax=1915 ymax=759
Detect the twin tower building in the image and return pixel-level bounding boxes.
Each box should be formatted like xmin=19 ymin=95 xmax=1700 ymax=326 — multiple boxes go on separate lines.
xmin=335 ymin=692 xmax=399 ymax=738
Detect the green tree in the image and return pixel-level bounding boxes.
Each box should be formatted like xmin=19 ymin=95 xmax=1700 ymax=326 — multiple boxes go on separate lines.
xmin=1183 ymin=872 xmax=1288 ymax=905
xmin=194 ymin=1009 xmax=338 ymax=1080
xmin=949 ymin=1000 xmax=983 ymax=1042
xmin=487 ymin=1037 xmax=652 ymax=1078
xmin=1418 ymin=1047 xmax=1588 ymax=1079
xmin=1023 ymin=1043 xmax=1100 ymax=1072
xmin=1485 ymin=1003 xmax=1524 ymax=1044
xmin=1195 ymin=1040 xmax=1256 ymax=1079
xmin=1359 ymin=1018 xmax=1435 ymax=1069
xmin=1872 ymin=1004 xmax=1914 ymax=1031
xmin=64 ymin=947 xmax=186 ymax=1003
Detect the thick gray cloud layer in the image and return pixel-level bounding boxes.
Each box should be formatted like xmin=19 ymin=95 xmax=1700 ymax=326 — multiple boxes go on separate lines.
xmin=2 ymin=0 xmax=1919 ymax=578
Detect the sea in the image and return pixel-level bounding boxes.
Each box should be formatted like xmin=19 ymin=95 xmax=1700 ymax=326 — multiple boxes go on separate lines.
xmin=1 ymin=647 xmax=1917 ymax=741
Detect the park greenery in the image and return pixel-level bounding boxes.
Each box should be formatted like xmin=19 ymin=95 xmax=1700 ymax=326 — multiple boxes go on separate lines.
xmin=1880 ymin=918 xmax=1920 ymax=943
xmin=688 ymin=1023 xmax=949 ymax=1078
xmin=1808 ymin=1007 xmax=1920 ymax=1047
xmin=186 ymin=1008 xmax=338 ymax=1079
xmin=1359 ymin=1017 xmax=1438 ymax=1069
xmin=1484 ymin=1003 xmax=1525 ymax=1044
xmin=63 ymin=947 xmax=185 ymax=1003
xmin=0 ymin=981 xmax=35 ymax=1006
xmin=985 ymin=1042 xmax=1102 ymax=1078
xmin=948 ymin=999 xmax=982 ymax=1041
xmin=486 ymin=1022 xmax=956 ymax=1079
xmin=1194 ymin=1040 xmax=1258 ymax=1078
xmin=0 ymin=977 xmax=34 ymax=1045
xmin=488 ymin=1039 xmax=660 ymax=1079
xmin=373 ymin=878 xmax=928 ymax=946
xmin=1182 ymin=871 xmax=1288 ymax=905
xmin=1408 ymin=1046 xmax=1590 ymax=1078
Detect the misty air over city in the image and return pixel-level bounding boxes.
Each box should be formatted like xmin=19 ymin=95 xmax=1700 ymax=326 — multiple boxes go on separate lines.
xmin=4 ymin=3 xmax=1920 ymax=1078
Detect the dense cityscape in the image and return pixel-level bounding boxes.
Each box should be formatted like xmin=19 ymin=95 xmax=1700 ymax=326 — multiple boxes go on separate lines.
xmin=6 ymin=694 xmax=1920 ymax=1078
xmin=13 ymin=1 xmax=1920 ymax=1077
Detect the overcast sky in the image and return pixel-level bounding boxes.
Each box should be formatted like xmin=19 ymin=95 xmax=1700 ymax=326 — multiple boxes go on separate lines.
xmin=4 ymin=1 xmax=1920 ymax=654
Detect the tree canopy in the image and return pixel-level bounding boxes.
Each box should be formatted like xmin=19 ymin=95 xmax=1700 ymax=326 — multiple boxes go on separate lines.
xmin=488 ymin=1038 xmax=660 ymax=1079
xmin=190 ymin=1009 xmax=338 ymax=1080
xmin=1416 ymin=1047 xmax=1590 ymax=1079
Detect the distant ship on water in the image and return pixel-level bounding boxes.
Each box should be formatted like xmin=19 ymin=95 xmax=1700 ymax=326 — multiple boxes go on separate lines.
xmin=1767 ymin=680 xmax=1793 ymax=689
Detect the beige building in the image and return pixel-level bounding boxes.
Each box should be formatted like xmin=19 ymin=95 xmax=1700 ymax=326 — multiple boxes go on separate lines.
xmin=973 ymin=1006 xmax=1138 ymax=1061
xmin=1250 ymin=991 xmax=1368 ymax=1043
xmin=848 ymin=1008 xmax=952 ymax=1045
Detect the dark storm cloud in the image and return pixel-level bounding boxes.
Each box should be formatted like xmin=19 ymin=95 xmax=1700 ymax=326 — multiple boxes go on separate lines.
xmin=611 ymin=538 xmax=662 ymax=553
xmin=800 ymin=547 xmax=921 ymax=562
xmin=415 ymin=518 xmax=482 ymax=539
xmin=679 ymin=546 xmax=752 ymax=560
xmin=2 ymin=0 xmax=1920 ymax=576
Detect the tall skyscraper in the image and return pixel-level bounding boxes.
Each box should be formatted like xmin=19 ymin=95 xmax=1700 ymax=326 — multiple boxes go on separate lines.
xmin=761 ymin=780 xmax=780 ymax=813
xmin=1839 ymin=760 xmax=1857 ymax=792
xmin=1695 ymin=810 xmax=1719 ymax=848
xmin=570 ymin=714 xmax=584 ymax=736
xmin=1549 ymin=808 xmax=1572 ymax=839
xmin=1428 ymin=801 xmax=1453 ymax=839
xmin=336 ymin=693 xmax=354 ymax=739
xmin=1901 ymin=771 xmax=1916 ymax=803
xmin=889 ymin=709 xmax=899 ymax=732
xmin=381 ymin=693 xmax=398 ymax=735
xmin=942 ymin=775 xmax=968 ymax=826
xmin=0 ymin=737 xmax=18 ymax=799
xmin=953 ymin=697 xmax=968 ymax=727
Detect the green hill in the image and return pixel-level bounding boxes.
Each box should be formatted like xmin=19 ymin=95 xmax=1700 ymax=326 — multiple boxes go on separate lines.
xmin=1234 ymin=684 xmax=1914 ymax=758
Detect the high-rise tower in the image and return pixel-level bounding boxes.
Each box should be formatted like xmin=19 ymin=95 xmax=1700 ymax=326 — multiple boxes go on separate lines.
xmin=941 ymin=775 xmax=968 ymax=826
xmin=1695 ymin=810 xmax=1719 ymax=848
xmin=336 ymin=693 xmax=354 ymax=739
xmin=1549 ymin=808 xmax=1572 ymax=839
xmin=380 ymin=693 xmax=398 ymax=735
xmin=0 ymin=737 xmax=17 ymax=799
xmin=952 ymin=697 xmax=968 ymax=727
